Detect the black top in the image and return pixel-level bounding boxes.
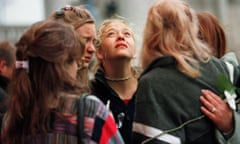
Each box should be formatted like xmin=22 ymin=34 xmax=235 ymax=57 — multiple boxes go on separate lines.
xmin=90 ymin=69 xmax=135 ymax=144
xmin=0 ymin=75 xmax=10 ymax=129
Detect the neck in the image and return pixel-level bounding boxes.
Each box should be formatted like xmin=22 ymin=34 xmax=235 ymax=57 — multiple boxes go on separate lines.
xmin=104 ymin=60 xmax=134 ymax=82
xmin=106 ymin=73 xmax=138 ymax=100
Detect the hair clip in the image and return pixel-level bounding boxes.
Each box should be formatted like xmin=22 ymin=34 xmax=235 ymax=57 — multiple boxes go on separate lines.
xmin=56 ymin=9 xmax=64 ymax=16
xmin=16 ymin=60 xmax=29 ymax=70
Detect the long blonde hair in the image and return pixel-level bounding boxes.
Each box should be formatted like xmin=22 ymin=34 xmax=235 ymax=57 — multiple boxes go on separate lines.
xmin=141 ymin=0 xmax=211 ymax=77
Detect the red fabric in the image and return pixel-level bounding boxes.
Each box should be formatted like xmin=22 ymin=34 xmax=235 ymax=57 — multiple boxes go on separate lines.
xmin=123 ymin=99 xmax=131 ymax=105
xmin=99 ymin=115 xmax=118 ymax=144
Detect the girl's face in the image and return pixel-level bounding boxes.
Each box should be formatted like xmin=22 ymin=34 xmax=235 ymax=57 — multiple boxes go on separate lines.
xmin=97 ymin=22 xmax=135 ymax=61
xmin=76 ymin=23 xmax=96 ymax=68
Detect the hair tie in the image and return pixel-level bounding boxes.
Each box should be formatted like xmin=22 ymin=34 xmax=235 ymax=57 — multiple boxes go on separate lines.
xmin=16 ymin=60 xmax=29 ymax=70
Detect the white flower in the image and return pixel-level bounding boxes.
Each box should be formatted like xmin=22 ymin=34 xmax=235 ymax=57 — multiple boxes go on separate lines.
xmin=224 ymin=90 xmax=237 ymax=110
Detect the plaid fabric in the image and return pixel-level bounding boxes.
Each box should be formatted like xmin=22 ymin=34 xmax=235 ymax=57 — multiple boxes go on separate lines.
xmin=3 ymin=94 xmax=124 ymax=144
xmin=82 ymin=95 xmax=124 ymax=144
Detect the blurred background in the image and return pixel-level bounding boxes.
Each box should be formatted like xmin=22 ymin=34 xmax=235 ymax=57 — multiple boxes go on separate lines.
xmin=0 ymin=0 xmax=240 ymax=61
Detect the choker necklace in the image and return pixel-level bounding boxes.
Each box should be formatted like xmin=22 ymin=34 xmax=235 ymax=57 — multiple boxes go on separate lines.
xmin=105 ymin=75 xmax=132 ymax=82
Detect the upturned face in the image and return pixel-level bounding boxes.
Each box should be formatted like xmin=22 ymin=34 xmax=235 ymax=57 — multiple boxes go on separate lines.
xmin=97 ymin=22 xmax=136 ymax=61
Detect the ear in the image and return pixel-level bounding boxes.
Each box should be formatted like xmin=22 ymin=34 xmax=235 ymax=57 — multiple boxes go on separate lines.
xmin=0 ymin=60 xmax=6 ymax=73
xmin=96 ymin=47 xmax=104 ymax=60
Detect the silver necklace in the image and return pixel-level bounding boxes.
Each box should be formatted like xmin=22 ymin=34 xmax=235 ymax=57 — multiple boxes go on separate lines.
xmin=105 ymin=75 xmax=132 ymax=82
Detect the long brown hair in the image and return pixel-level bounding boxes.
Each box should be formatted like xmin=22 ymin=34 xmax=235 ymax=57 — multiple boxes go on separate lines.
xmin=2 ymin=20 xmax=86 ymax=144
xmin=197 ymin=11 xmax=227 ymax=58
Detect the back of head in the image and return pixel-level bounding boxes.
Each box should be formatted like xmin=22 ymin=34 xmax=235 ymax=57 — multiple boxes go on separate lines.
xmin=197 ymin=11 xmax=226 ymax=58
xmin=141 ymin=0 xmax=210 ymax=77
xmin=3 ymin=20 xmax=85 ymax=144
xmin=15 ymin=20 xmax=84 ymax=76
xmin=49 ymin=5 xmax=95 ymax=30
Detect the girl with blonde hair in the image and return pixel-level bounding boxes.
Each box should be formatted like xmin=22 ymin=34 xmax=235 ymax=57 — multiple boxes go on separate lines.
xmin=133 ymin=0 xmax=240 ymax=143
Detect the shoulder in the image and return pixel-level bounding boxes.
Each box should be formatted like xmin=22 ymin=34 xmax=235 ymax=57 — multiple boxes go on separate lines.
xmin=83 ymin=95 xmax=109 ymax=118
xmin=202 ymin=57 xmax=229 ymax=74
xmin=90 ymin=77 xmax=107 ymax=92
xmin=85 ymin=95 xmax=103 ymax=105
xmin=221 ymin=52 xmax=239 ymax=66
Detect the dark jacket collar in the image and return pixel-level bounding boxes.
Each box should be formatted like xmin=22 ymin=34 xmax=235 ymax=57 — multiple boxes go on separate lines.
xmin=0 ymin=75 xmax=9 ymax=91
xmin=140 ymin=56 xmax=177 ymax=78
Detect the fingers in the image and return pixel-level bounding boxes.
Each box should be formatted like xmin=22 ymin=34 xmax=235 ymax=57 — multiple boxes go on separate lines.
xmin=200 ymin=106 xmax=215 ymax=119
xmin=200 ymin=95 xmax=216 ymax=116
xmin=200 ymin=89 xmax=234 ymax=132
xmin=200 ymin=90 xmax=216 ymax=113
xmin=201 ymin=90 xmax=225 ymax=105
